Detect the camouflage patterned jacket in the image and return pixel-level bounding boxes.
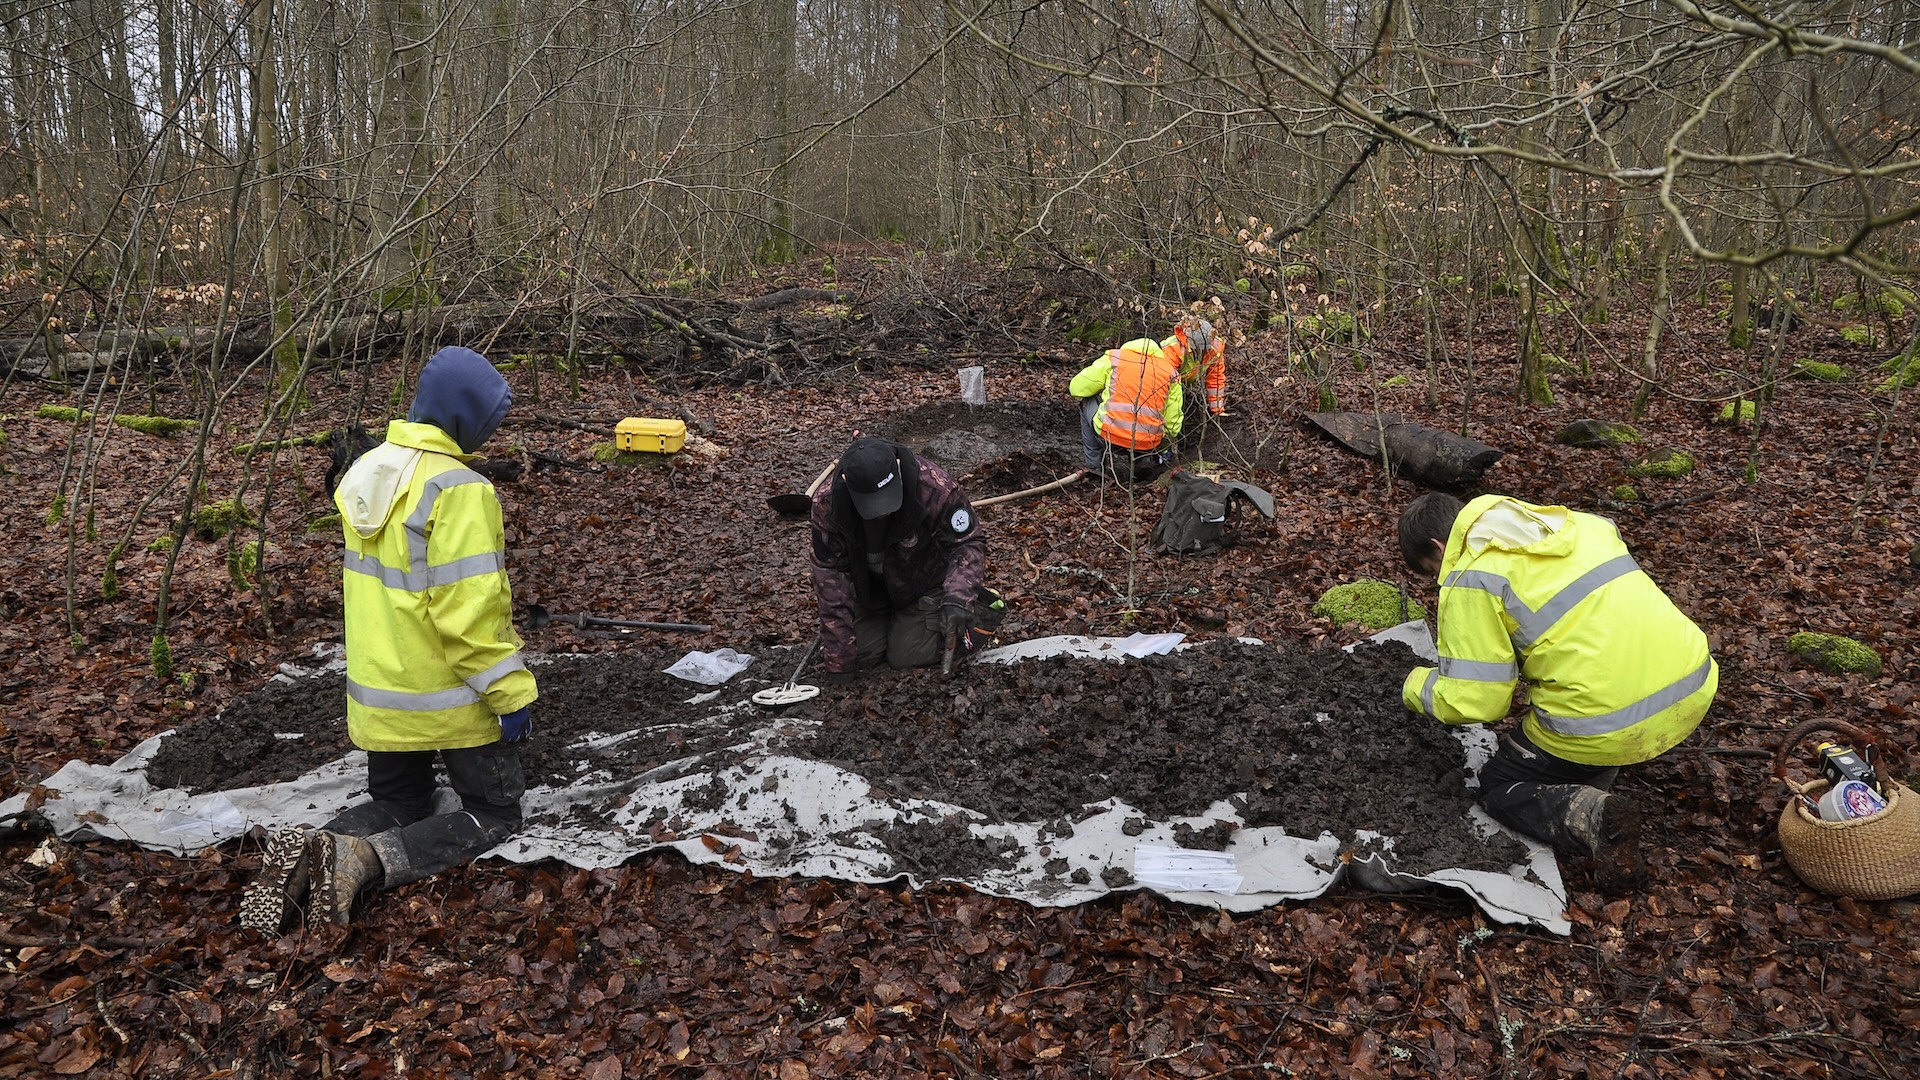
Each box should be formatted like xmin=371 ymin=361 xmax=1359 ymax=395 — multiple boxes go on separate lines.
xmin=809 ymin=447 xmax=986 ymax=673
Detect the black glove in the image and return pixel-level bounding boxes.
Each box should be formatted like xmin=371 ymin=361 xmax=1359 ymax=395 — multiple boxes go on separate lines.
xmin=938 ymin=603 xmax=971 ymax=637
xmin=818 ymin=669 xmax=860 ymax=686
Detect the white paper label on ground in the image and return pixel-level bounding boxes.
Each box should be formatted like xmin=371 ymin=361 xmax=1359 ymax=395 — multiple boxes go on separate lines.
xmin=1133 ymin=844 xmax=1244 ymax=894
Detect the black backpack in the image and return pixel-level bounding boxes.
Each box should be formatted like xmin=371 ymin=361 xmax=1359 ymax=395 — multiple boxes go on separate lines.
xmin=1151 ymin=469 xmax=1276 ymax=555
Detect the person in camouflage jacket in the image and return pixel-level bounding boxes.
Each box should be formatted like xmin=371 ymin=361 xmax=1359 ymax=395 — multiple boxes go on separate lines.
xmin=809 ymin=437 xmax=998 ymax=678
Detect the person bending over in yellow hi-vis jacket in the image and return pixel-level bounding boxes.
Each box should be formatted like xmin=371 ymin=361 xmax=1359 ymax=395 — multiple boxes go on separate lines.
xmin=240 ymin=346 xmax=537 ymax=933
xmin=1397 ymin=492 xmax=1718 ymax=888
xmin=1070 ymin=337 xmax=1183 ymax=483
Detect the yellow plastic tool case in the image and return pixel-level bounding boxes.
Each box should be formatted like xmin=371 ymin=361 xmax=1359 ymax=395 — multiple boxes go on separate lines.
xmin=614 ymin=417 xmax=687 ymax=453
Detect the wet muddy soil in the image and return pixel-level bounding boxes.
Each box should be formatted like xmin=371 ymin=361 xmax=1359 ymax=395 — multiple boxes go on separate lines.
xmin=145 ymin=637 xmax=1523 ymax=876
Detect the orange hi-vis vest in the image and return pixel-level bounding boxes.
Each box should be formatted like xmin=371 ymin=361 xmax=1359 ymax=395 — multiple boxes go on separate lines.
xmin=1096 ymin=340 xmax=1178 ymax=450
xmin=1166 ymin=325 xmax=1226 ymax=413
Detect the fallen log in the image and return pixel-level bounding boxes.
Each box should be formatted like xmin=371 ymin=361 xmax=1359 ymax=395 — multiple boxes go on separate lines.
xmin=1305 ymin=411 xmax=1503 ymax=489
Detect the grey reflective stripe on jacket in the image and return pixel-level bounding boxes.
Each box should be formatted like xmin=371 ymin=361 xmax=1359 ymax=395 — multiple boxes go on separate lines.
xmin=348 ymin=678 xmax=482 ymax=711
xmin=1442 ymin=554 xmax=1641 ymax=648
xmin=1532 ymin=657 xmax=1716 ymax=737
xmin=404 ymin=468 xmax=488 ymax=569
xmin=462 ymin=654 xmax=527 ymax=697
xmin=343 ymin=467 xmax=493 ymax=591
xmin=1438 ymin=655 xmax=1519 ymax=682
xmin=345 ymin=549 xmax=504 ymax=591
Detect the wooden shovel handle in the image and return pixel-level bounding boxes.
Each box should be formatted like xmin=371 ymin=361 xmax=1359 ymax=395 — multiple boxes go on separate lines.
xmin=804 ymin=460 xmax=837 ymax=497
xmin=975 ymin=469 xmax=1088 ymax=508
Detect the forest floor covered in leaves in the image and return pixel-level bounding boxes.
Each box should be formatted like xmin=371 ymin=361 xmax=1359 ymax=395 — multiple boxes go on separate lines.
xmin=2 ymin=252 xmax=1918 ymax=1078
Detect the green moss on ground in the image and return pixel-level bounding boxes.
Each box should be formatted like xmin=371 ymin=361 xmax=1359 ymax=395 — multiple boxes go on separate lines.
xmin=191 ymin=498 xmax=255 ymax=540
xmin=147 ymin=535 xmax=175 ymax=553
xmin=1611 ymin=484 xmax=1640 ymax=501
xmin=1787 ymin=632 xmax=1884 ymax=677
xmin=1381 ymin=375 xmax=1410 ymax=388
xmin=1554 ymin=420 xmax=1639 ymax=448
xmin=114 ymin=414 xmax=198 ymax=436
xmin=1791 ymin=360 xmax=1849 ymax=382
xmin=1628 ymin=448 xmax=1696 ymax=479
xmin=1716 ymin=400 xmax=1758 ymax=423
xmin=1873 ymin=349 xmax=1920 ymax=394
xmin=228 ymin=540 xmax=265 ymax=591
xmin=307 ymin=512 xmax=341 ymax=533
xmin=1312 ymin=580 xmax=1426 ymax=631
xmin=590 ymin=441 xmax=666 ymax=466
xmin=35 ymin=404 xmax=90 ymax=422
xmin=1840 ymin=325 xmax=1873 ymax=346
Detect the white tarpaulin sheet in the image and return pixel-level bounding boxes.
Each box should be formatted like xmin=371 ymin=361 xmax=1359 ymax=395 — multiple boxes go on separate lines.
xmin=0 ymin=624 xmax=1569 ymax=934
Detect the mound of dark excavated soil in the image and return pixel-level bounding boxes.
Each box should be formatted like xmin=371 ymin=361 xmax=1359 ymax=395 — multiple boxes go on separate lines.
xmin=865 ymin=400 xmax=1081 ymax=491
xmin=143 ymin=637 xmax=1523 ymax=876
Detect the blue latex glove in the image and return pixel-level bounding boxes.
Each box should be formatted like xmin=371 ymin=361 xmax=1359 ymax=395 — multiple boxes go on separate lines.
xmin=499 ymin=707 xmax=532 ymax=744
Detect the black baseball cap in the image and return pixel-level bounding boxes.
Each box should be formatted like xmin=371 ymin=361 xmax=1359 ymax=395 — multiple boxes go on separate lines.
xmin=839 ymin=437 xmax=905 ymax=519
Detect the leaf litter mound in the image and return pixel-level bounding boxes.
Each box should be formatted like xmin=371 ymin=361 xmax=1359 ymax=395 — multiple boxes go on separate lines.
xmin=144 ymin=638 xmax=1524 ymax=879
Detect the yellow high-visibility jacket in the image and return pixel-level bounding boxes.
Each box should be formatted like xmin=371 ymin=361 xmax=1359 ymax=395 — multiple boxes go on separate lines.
xmin=335 ymin=420 xmax=537 ymax=751
xmin=1402 ymin=495 xmax=1716 ymax=766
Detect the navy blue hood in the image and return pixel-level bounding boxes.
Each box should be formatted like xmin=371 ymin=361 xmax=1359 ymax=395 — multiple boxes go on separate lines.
xmin=408 ymin=346 xmax=511 ymax=453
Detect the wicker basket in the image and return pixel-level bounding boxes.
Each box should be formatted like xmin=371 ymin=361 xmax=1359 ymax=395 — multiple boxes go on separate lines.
xmin=1774 ymin=719 xmax=1920 ymax=900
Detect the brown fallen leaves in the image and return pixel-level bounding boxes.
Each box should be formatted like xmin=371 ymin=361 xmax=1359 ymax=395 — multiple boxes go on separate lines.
xmin=2 ymin=259 xmax=1917 ymax=1077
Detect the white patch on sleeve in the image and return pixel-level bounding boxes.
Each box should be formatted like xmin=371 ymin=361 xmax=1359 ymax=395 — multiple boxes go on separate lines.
xmin=950 ymin=508 xmax=972 ymax=534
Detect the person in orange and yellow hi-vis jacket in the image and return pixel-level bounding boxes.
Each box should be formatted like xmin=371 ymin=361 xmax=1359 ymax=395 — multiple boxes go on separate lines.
xmin=241 ymin=347 xmax=537 ymax=936
xmin=1159 ymin=317 xmax=1226 ymax=428
xmin=1070 ymin=337 xmax=1183 ymax=481
xmin=1397 ymin=492 xmax=1717 ymax=889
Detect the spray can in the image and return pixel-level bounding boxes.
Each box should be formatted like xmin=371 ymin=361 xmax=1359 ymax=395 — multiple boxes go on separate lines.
xmin=1815 ymin=741 xmax=1882 ymax=796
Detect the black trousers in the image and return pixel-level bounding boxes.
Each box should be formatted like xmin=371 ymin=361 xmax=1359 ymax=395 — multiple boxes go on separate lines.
xmin=1476 ymin=725 xmax=1619 ymax=852
xmin=324 ymin=740 xmax=525 ymax=888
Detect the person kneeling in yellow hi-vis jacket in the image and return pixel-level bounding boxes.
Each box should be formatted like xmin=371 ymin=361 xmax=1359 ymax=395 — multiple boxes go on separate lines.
xmin=1397 ymin=493 xmax=1718 ymax=888
xmin=241 ymin=346 xmax=538 ymax=933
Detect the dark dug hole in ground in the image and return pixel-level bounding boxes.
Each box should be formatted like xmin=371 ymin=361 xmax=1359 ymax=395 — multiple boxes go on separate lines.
xmin=146 ymin=638 xmax=1525 ymax=877
xmin=863 ymin=400 xmax=1082 ymax=491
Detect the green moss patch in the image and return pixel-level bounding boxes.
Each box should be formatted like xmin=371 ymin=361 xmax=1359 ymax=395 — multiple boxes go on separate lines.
xmin=1873 ymin=348 xmax=1920 ymax=394
xmin=147 ymin=535 xmax=175 ymax=554
xmin=1786 ymin=632 xmax=1883 ymax=677
xmin=35 ymin=404 xmax=90 ymax=422
xmin=1840 ymin=325 xmax=1873 ymax=346
xmin=1715 ymin=400 xmax=1757 ymax=424
xmin=1628 ymin=448 xmax=1695 ymax=479
xmin=306 ymin=512 xmax=341 ymax=534
xmin=1297 ymin=309 xmax=1368 ymax=342
xmin=1554 ymin=419 xmax=1639 ymax=448
xmin=228 ymin=540 xmax=265 ymax=592
xmin=1611 ymin=484 xmax=1640 ymax=502
xmin=114 ymin=414 xmax=198 ymax=436
xmin=190 ymin=498 xmax=256 ymax=541
xmin=1312 ymin=580 xmax=1426 ymax=631
xmin=1790 ymin=360 xmax=1849 ymax=382
xmin=590 ymin=441 xmax=667 ymax=467
xmin=1381 ymin=375 xmax=1410 ymax=388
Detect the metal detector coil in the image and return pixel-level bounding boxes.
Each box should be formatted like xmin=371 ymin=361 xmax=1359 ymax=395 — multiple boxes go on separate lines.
xmin=752 ymin=684 xmax=821 ymax=707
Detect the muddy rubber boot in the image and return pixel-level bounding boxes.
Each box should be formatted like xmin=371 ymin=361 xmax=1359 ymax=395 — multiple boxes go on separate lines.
xmin=1568 ymin=790 xmax=1645 ymax=891
xmin=306 ymin=831 xmax=385 ymax=928
xmin=239 ymin=827 xmax=312 ymax=933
